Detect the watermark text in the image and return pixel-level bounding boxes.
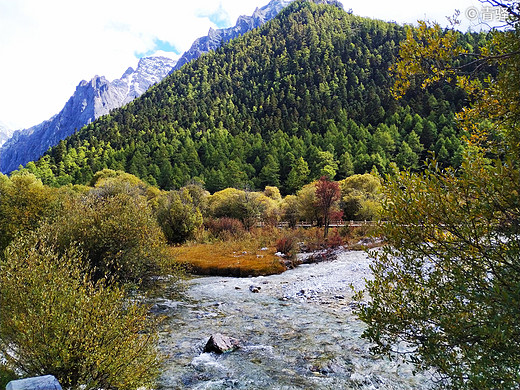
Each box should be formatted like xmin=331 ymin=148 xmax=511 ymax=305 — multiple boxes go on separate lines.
xmin=465 ymin=6 xmax=509 ymax=23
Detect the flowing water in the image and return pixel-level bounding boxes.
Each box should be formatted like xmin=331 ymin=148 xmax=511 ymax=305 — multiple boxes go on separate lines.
xmin=156 ymin=250 xmax=433 ymax=389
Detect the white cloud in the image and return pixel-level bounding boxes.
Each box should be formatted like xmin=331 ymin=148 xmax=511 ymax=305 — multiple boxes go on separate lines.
xmin=348 ymin=0 xmax=484 ymax=28
xmin=0 ymin=0 xmax=490 ymax=129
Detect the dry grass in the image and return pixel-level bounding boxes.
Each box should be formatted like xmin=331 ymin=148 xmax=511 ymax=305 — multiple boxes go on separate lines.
xmin=170 ymin=235 xmax=286 ymax=277
xmin=170 ymin=225 xmax=380 ymax=277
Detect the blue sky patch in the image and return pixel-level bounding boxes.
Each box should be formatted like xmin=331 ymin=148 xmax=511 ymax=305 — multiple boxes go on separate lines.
xmin=136 ymin=39 xmax=181 ymax=58
xmin=197 ymin=4 xmax=231 ymax=29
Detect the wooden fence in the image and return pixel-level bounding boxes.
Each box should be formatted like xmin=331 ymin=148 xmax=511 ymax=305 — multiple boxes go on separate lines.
xmin=256 ymin=220 xmax=378 ymax=228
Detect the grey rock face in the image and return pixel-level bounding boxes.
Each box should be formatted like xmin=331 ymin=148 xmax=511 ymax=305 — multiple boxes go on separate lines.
xmin=0 ymin=56 xmax=176 ymax=174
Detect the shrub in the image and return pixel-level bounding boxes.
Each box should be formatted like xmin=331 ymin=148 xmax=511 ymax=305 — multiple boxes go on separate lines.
xmin=0 ymin=173 xmax=60 ymax=251
xmin=182 ymin=182 xmax=210 ymax=214
xmin=295 ymin=183 xmax=318 ymax=223
xmin=45 ymin=192 xmax=174 ymax=285
xmin=301 ymin=227 xmax=327 ymax=252
xmin=0 ymin=364 xmax=17 ymax=390
xmin=326 ymin=228 xmax=344 ymax=248
xmin=339 ymin=173 xmax=382 ymax=221
xmin=263 ymin=186 xmax=282 ymax=201
xmin=281 ymin=195 xmax=300 ymax=227
xmin=207 ymin=188 xmax=267 ymax=229
xmin=275 ymin=235 xmax=297 ymax=258
xmin=207 ymin=188 xmax=244 ymax=219
xmin=205 ymin=217 xmax=245 ymax=239
xmin=255 ymin=193 xmax=281 ymax=226
xmin=89 ymin=169 xmax=161 ymax=203
xmin=0 ymin=233 xmax=162 ymax=390
xmin=156 ymin=189 xmax=203 ymax=244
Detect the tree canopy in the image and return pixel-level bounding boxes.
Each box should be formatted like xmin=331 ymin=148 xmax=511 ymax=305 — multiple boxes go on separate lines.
xmin=20 ymin=1 xmax=485 ymax=194
xmin=357 ymin=2 xmax=520 ymax=388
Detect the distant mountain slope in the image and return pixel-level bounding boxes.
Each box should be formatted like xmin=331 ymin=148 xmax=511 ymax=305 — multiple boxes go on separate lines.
xmin=0 ymin=0 xmax=304 ymax=174
xmin=0 ymin=56 xmax=177 ymax=174
xmin=26 ymin=0 xmax=479 ymax=193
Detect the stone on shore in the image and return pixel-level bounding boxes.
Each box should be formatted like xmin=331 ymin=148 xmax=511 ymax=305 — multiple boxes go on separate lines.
xmin=6 ymin=375 xmax=62 ymax=390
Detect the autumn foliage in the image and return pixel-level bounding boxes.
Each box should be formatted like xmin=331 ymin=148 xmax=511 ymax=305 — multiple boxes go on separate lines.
xmin=314 ymin=176 xmax=342 ymax=238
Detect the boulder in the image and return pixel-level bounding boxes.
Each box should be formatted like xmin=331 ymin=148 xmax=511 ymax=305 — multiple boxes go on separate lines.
xmin=6 ymin=375 xmax=62 ymax=390
xmin=204 ymin=333 xmax=240 ymax=354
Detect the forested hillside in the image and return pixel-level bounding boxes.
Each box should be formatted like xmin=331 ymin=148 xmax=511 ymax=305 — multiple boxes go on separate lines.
xmin=22 ymin=1 xmax=486 ymax=193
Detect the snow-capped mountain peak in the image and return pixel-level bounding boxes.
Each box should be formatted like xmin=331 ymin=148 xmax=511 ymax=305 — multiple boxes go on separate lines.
xmin=0 ymin=56 xmax=177 ymax=174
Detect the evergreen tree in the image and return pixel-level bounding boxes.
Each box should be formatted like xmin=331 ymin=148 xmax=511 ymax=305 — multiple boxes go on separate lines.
xmin=258 ymin=154 xmax=281 ymax=188
xmin=286 ymin=156 xmax=310 ymax=194
xmin=24 ymin=1 xmax=479 ymax=188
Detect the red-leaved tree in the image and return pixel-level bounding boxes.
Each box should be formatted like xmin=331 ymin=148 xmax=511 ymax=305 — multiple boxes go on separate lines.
xmin=314 ymin=176 xmax=342 ymax=238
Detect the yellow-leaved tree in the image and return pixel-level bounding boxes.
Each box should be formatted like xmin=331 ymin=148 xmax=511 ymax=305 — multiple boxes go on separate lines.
xmin=357 ymin=2 xmax=520 ymax=388
xmin=0 ymin=231 xmax=162 ymax=390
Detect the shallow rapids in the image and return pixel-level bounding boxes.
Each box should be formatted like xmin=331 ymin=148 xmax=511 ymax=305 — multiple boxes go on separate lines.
xmin=156 ymin=250 xmax=433 ymax=389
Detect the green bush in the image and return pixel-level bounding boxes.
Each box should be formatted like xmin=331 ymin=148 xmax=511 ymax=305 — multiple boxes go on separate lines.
xmin=0 ymin=172 xmax=60 ymax=251
xmin=45 ymin=191 xmax=175 ymax=285
xmin=357 ymin=156 xmax=520 ymax=388
xmin=156 ymin=189 xmax=203 ymax=244
xmin=89 ymin=169 xmax=162 ymax=203
xmin=339 ymin=173 xmax=382 ymax=221
xmin=0 ymin=364 xmax=17 ymax=389
xmin=295 ymin=183 xmax=319 ymax=223
xmin=207 ymin=188 xmax=267 ymax=230
xmin=0 ymin=233 xmax=162 ymax=390
xmin=280 ymin=194 xmax=300 ymax=227
xmin=181 ymin=182 xmax=210 ymax=214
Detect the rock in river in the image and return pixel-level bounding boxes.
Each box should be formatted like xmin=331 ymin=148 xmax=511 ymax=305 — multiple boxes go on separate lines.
xmin=204 ymin=333 xmax=240 ymax=354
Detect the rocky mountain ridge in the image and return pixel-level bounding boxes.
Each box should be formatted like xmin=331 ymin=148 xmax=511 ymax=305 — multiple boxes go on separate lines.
xmin=0 ymin=0 xmax=342 ymax=174
xmin=0 ymin=121 xmax=13 ymax=147
xmin=0 ymin=56 xmax=177 ymax=174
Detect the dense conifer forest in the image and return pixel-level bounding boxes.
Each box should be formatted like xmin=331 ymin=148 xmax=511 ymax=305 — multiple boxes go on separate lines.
xmin=21 ymin=1 xmax=487 ymax=194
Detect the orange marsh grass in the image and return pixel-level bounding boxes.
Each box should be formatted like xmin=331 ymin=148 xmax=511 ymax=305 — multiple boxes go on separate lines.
xmin=169 ymin=226 xmax=377 ymax=277
xmin=170 ymin=237 xmax=286 ymax=277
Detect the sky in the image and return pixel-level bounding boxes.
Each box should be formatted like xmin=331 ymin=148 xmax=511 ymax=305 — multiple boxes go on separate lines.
xmin=0 ymin=0 xmax=494 ymax=130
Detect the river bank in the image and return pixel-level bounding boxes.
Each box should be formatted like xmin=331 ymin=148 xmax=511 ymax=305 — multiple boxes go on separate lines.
xmin=156 ymin=249 xmax=434 ymax=389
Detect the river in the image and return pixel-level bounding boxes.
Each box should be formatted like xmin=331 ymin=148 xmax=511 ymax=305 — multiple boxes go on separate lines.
xmin=155 ymin=250 xmax=434 ymax=389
